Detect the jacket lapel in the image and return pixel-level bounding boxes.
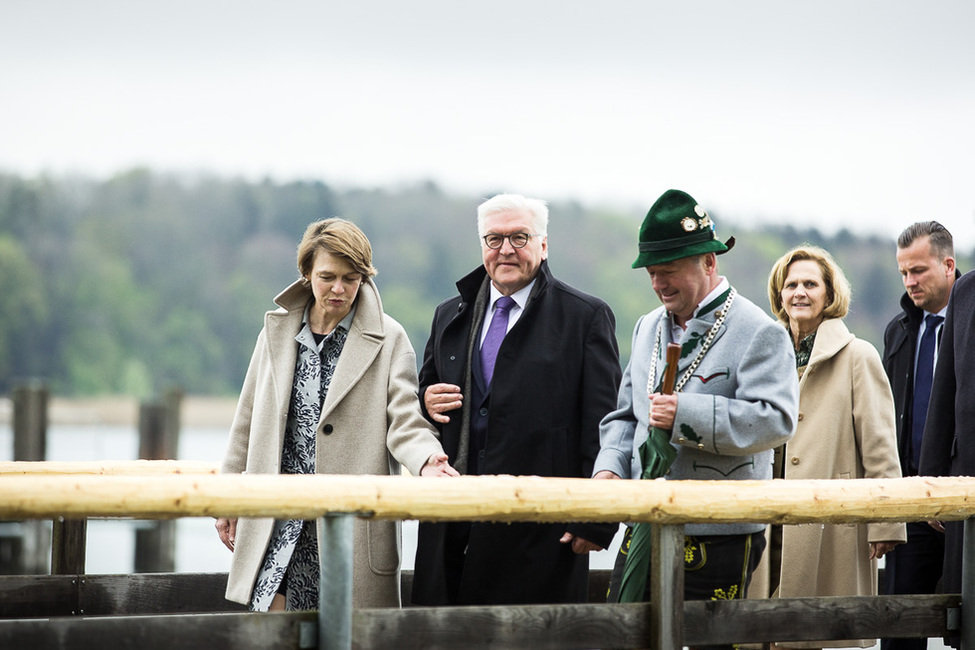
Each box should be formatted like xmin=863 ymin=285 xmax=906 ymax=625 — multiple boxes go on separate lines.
xmin=265 ymin=307 xmax=301 ymax=451
xmin=321 ymin=280 xmax=384 ymax=420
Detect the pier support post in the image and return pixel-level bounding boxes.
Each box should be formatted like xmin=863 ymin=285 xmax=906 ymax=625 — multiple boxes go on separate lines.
xmin=650 ymin=523 xmax=684 ymax=650
xmin=134 ymin=392 xmax=181 ymax=573
xmin=5 ymin=381 xmax=50 ymax=574
xmin=318 ymin=514 xmax=354 ymax=650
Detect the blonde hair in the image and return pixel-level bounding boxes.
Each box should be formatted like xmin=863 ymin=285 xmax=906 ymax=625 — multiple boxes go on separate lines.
xmin=297 ymin=218 xmax=378 ymax=280
xmin=768 ymin=245 xmax=851 ymax=323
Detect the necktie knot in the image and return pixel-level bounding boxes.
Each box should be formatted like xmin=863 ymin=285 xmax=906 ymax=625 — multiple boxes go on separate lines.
xmin=495 ymin=296 xmax=516 ymax=313
xmin=925 ymin=314 xmax=944 ymax=329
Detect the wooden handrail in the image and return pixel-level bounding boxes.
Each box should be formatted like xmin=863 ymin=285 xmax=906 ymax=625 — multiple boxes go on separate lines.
xmin=0 ymin=473 xmax=972 ymax=523
xmin=0 ymin=460 xmax=218 ymax=475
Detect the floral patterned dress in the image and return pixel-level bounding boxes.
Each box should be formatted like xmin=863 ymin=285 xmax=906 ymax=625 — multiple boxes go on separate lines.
xmin=249 ymin=305 xmax=354 ymax=611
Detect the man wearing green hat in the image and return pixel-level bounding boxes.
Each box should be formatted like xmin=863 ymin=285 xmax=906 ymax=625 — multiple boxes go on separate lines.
xmin=593 ymin=189 xmax=799 ymax=621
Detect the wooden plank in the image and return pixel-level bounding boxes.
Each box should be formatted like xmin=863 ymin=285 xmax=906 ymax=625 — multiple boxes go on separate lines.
xmin=0 ymin=574 xmax=79 ymax=617
xmin=0 ymin=460 xmax=219 ymax=475
xmin=401 ymin=569 xmax=612 ymax=607
xmin=0 ymin=594 xmax=958 ymax=648
xmin=0 ymin=573 xmax=246 ymax=617
xmin=682 ymin=595 xmax=961 ymax=646
xmin=0 ymin=474 xmax=974 ymax=523
xmin=361 ymin=596 xmax=958 ymax=649
xmin=0 ymin=612 xmax=316 ymax=650
xmin=358 ymin=603 xmax=651 ymax=650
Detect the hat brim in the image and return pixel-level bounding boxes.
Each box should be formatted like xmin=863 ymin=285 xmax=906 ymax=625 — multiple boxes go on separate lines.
xmin=631 ymin=236 xmax=735 ymax=269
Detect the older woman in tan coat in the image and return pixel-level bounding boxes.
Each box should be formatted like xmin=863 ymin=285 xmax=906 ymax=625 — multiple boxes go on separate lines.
xmin=752 ymin=245 xmax=905 ymax=649
xmin=215 ymin=218 xmax=457 ymax=612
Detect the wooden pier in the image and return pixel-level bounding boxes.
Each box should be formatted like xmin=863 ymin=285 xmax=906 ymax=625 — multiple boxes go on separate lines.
xmin=0 ymin=462 xmax=973 ymax=649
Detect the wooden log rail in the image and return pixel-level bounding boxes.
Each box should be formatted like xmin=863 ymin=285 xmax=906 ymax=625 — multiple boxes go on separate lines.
xmin=1 ymin=463 xmax=974 ymax=649
xmin=0 ymin=471 xmax=974 ymax=522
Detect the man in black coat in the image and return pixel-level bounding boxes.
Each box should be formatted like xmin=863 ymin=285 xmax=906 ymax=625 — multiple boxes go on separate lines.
xmin=920 ymin=265 xmax=975 ymax=648
xmin=881 ymin=221 xmax=957 ymax=650
xmin=411 ymin=193 xmax=621 ymax=605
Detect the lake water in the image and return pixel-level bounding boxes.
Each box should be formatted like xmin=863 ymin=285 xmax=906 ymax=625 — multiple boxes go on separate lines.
xmin=0 ymin=424 xmax=624 ymax=574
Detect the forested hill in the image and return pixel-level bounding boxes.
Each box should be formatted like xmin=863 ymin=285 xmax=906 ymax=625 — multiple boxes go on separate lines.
xmin=1 ymin=169 xmax=964 ymax=397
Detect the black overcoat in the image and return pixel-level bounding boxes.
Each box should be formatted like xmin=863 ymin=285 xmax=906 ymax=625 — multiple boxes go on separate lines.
xmin=919 ymin=270 xmax=975 ymax=597
xmin=882 ymin=291 xmax=925 ymax=475
xmin=411 ymin=261 xmax=622 ymax=605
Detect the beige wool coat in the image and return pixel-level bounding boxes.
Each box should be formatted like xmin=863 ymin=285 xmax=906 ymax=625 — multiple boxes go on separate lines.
xmin=221 ymin=278 xmax=446 ymax=609
xmin=749 ymin=318 xmax=906 ymax=648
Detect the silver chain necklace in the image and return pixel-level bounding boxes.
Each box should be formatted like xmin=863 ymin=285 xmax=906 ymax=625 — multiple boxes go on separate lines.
xmin=646 ymin=287 xmax=737 ymax=396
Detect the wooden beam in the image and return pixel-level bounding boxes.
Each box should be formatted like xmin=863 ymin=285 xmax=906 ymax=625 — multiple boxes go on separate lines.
xmin=0 ymin=474 xmax=972 ymax=523
xmin=0 ymin=460 xmax=218 ymax=475
xmin=0 ymin=573 xmax=246 ymax=617
xmin=0 ymin=612 xmax=316 ymax=650
xmin=682 ymin=594 xmax=960 ymax=645
xmin=0 ymin=594 xmax=959 ymax=648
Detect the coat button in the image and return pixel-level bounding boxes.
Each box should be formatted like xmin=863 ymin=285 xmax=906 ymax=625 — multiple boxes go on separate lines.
xmin=323 ymin=424 xmax=334 ymax=434
xmin=697 ymin=443 xmax=704 ymax=450
xmin=798 ymin=412 xmax=804 ymax=421
xmin=791 ymin=456 xmax=800 ymax=465
xmin=449 ymin=355 xmax=456 ymax=361
xmin=678 ymin=437 xmax=686 ymax=443
xmin=479 ymin=407 xmax=488 ymax=417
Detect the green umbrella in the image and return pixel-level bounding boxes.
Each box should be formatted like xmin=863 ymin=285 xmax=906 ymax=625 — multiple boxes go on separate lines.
xmin=615 ymin=343 xmax=681 ymax=603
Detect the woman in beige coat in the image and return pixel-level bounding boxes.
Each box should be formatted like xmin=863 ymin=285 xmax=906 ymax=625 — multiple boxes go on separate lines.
xmin=215 ymin=218 xmax=457 ymax=612
xmin=753 ymin=245 xmax=906 ymax=649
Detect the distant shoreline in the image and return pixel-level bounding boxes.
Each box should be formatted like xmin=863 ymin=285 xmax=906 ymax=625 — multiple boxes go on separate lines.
xmin=0 ymin=395 xmax=239 ymax=429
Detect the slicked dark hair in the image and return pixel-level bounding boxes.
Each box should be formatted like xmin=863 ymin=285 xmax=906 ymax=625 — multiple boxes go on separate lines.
xmin=897 ymin=221 xmax=954 ymax=260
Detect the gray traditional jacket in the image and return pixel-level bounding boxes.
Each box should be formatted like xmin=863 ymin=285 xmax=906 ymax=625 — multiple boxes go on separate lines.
xmin=594 ymin=285 xmax=799 ymax=536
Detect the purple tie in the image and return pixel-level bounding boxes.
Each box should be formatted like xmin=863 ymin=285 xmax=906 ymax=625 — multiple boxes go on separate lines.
xmin=481 ymin=296 xmax=516 ymax=385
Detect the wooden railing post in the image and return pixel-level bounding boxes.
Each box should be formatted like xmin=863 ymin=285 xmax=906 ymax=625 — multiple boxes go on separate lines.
xmin=650 ymin=523 xmax=684 ymax=650
xmin=7 ymin=382 xmax=50 ymax=574
xmin=134 ymin=395 xmax=180 ymax=573
xmin=51 ymin=518 xmax=86 ymax=575
xmin=318 ymin=514 xmax=354 ymax=650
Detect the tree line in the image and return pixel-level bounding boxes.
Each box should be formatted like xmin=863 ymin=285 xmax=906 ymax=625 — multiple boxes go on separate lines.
xmin=0 ymin=169 xmax=961 ymax=397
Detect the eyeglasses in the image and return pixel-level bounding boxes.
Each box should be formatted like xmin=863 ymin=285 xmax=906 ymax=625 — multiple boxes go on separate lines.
xmin=482 ymin=233 xmax=542 ymax=249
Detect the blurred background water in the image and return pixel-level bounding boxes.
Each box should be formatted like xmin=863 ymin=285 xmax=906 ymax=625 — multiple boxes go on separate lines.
xmin=0 ymin=423 xmax=623 ymax=574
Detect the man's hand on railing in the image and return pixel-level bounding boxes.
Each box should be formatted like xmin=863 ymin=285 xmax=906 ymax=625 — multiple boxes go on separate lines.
xmin=216 ymin=517 xmax=237 ymax=551
xmin=928 ymin=520 xmax=946 ymax=533
xmin=559 ymin=532 xmax=603 ymax=554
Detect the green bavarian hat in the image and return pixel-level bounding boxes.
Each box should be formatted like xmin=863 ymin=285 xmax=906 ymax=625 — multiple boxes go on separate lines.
xmin=632 ymin=189 xmax=735 ymax=268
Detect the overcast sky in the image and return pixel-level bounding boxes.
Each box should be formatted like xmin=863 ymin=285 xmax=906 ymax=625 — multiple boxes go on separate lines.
xmin=2 ymin=1 xmax=974 ymax=247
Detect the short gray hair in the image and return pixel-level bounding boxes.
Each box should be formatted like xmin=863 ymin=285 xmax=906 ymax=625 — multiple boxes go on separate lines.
xmin=476 ymin=194 xmax=549 ymax=238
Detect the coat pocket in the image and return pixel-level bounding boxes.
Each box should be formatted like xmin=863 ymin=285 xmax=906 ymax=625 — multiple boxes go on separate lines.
xmin=367 ymin=519 xmax=399 ymax=576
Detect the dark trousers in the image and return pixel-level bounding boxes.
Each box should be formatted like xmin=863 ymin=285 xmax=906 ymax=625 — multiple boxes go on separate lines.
xmin=881 ymin=521 xmax=945 ymax=650
xmin=608 ymin=528 xmax=765 ymax=650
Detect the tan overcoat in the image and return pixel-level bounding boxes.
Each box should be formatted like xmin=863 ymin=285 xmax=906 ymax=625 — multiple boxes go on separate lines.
xmin=749 ymin=318 xmax=906 ymax=648
xmin=221 ymin=278 xmax=445 ymax=608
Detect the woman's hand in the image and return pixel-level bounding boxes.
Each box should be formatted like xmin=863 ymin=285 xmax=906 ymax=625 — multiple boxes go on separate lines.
xmin=420 ymin=452 xmax=460 ymax=477
xmin=869 ymin=540 xmax=899 ymax=560
xmin=216 ymin=517 xmax=238 ymax=551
